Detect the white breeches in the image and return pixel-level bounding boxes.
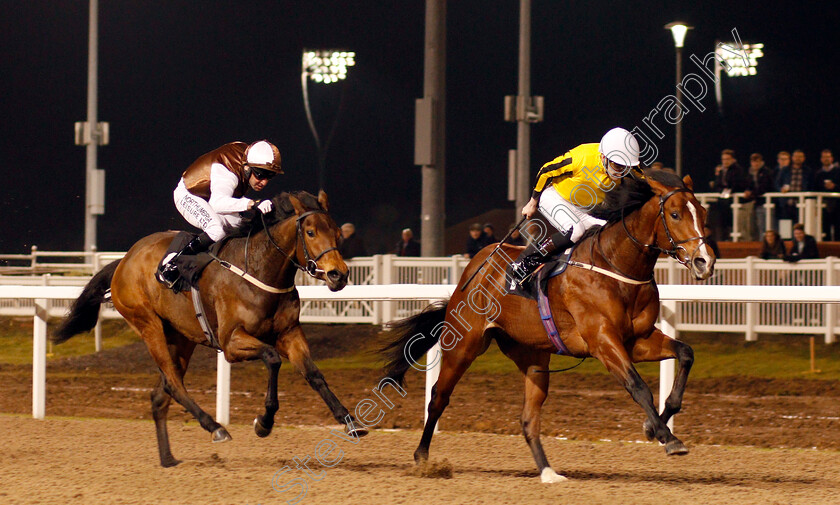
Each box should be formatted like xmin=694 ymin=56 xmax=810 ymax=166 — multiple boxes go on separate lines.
xmin=173 ymin=180 xmax=244 ymax=242
xmin=537 ymin=186 xmax=607 ymax=242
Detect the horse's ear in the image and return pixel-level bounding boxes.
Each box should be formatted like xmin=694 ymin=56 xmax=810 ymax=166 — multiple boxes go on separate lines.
xmin=318 ymin=190 xmax=329 ymax=212
xmin=288 ymin=194 xmax=307 ymax=216
xmin=682 ymin=175 xmax=694 ymax=191
xmin=647 ymin=177 xmax=670 ymax=196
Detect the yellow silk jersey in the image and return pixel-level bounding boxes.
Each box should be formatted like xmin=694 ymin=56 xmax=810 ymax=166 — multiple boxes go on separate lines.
xmin=532 ymin=143 xmax=617 ymax=209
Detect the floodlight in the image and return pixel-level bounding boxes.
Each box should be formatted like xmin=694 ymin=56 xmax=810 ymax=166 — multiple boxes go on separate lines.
xmin=303 ymin=50 xmax=356 ymax=84
xmin=665 ymin=22 xmax=691 ymax=48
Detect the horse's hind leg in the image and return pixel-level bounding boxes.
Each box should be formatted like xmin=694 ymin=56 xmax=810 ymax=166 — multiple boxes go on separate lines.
xmin=592 ymin=334 xmax=687 ymax=456
xmin=144 ymin=320 xmax=230 ymax=445
xmin=151 ymin=373 xmax=178 ymax=467
xmin=630 ymin=329 xmax=694 ymax=438
xmin=277 ymin=326 xmax=367 ymax=437
xmin=415 ymin=329 xmax=489 ymax=464
xmin=498 ymin=340 xmax=567 ymax=483
xmin=254 ymin=346 xmax=282 ymax=438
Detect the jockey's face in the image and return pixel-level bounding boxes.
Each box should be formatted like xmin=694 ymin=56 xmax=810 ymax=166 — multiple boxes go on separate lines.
xmin=602 ymin=155 xmax=627 ymax=181
xmin=249 ymin=173 xmax=269 ymax=191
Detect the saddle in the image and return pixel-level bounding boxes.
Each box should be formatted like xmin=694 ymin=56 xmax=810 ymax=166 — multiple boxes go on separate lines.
xmin=506 ymin=245 xmax=577 ymax=301
xmin=155 ymin=232 xmax=223 ymax=294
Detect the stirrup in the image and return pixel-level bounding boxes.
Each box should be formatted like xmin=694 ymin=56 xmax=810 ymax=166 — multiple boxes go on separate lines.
xmin=157 ymin=263 xmax=180 ymax=289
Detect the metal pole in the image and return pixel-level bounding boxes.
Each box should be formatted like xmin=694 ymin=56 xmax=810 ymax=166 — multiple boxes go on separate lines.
xmin=675 ymin=45 xmax=683 ymax=177
xmin=420 ymin=0 xmax=446 ymax=256
xmin=515 ymin=0 xmax=532 ymax=213
xmin=84 ymin=0 xmax=99 ymax=252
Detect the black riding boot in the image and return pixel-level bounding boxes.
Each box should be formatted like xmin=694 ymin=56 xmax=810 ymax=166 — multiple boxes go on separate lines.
xmin=510 ymin=228 xmax=574 ymax=284
xmin=158 ymin=232 xmax=215 ymax=287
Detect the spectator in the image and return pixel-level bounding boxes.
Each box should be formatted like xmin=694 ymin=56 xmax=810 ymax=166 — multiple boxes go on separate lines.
xmin=703 ymin=225 xmax=721 ymax=259
xmin=759 ymin=229 xmax=786 ymax=260
xmin=508 ymin=224 xmax=527 ymax=247
xmin=483 ymin=223 xmax=498 ymax=243
xmin=710 ymin=149 xmax=748 ymax=241
xmin=337 ymin=223 xmax=367 ymax=259
xmin=395 ymin=228 xmax=421 ymax=257
xmin=784 ymin=223 xmax=819 ymax=262
xmin=776 ymin=149 xmax=812 ymax=223
xmin=743 ymin=153 xmax=777 ymax=241
xmin=771 ymin=150 xmax=791 ymax=184
xmin=464 ymin=223 xmax=489 ymax=258
xmin=813 ymin=149 xmax=840 ymax=240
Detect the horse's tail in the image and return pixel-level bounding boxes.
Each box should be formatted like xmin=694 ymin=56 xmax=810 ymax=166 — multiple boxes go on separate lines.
xmin=52 ymin=259 xmax=121 ymax=344
xmin=380 ymin=300 xmax=449 ymax=386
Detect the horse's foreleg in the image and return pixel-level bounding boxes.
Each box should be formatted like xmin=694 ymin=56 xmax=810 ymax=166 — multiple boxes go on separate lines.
xmin=630 ymin=329 xmax=694 ymax=428
xmin=225 ymin=328 xmax=283 ymax=438
xmin=254 ymin=346 xmax=282 ymax=438
xmin=594 ymin=338 xmax=687 ymax=456
xmin=278 ymin=326 xmax=367 ymax=438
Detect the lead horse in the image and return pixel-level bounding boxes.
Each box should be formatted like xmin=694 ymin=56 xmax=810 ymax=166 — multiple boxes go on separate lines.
xmin=54 ymin=190 xmax=367 ymax=467
xmin=382 ymin=170 xmax=715 ymax=482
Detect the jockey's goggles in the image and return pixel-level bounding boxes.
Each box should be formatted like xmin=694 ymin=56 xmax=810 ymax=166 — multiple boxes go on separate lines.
xmin=250 ymin=166 xmax=278 ymax=180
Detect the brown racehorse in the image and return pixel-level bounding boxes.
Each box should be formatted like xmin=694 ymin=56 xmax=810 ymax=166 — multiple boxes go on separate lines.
xmin=53 ymin=190 xmax=367 ymax=467
xmin=382 ymin=170 xmax=715 ymax=483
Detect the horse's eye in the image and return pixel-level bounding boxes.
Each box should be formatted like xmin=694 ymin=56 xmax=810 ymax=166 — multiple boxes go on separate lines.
xmin=670 ymin=212 xmax=679 ymax=220
xmin=306 ymin=230 xmax=315 ymax=237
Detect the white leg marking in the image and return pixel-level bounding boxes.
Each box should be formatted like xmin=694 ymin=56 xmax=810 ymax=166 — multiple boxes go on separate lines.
xmin=540 ymin=467 xmax=569 ymax=483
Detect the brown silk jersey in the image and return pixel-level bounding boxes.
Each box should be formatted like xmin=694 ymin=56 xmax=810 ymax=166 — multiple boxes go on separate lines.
xmin=181 ymin=142 xmax=250 ymax=200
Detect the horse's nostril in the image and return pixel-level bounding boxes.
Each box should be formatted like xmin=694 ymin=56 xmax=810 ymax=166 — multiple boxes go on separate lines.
xmin=327 ymin=270 xmax=344 ymax=282
xmin=693 ymin=258 xmax=707 ymax=270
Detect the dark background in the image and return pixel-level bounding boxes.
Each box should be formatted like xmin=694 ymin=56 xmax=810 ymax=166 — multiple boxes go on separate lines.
xmin=2 ymin=1 xmax=838 ymax=254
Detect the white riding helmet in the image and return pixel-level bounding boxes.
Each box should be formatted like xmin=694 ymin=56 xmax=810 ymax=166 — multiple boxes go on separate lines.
xmin=245 ymin=140 xmax=283 ymax=174
xmin=599 ymin=127 xmax=640 ymax=167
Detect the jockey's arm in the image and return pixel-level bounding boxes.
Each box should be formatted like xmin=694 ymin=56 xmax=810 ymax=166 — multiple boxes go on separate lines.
xmin=208 ymin=164 xmax=252 ymax=213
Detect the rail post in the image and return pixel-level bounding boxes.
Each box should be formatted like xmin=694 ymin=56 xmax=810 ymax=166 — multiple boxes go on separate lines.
xmin=659 ymin=299 xmax=677 ymax=432
xmin=826 ymin=257 xmax=836 ymax=344
xmin=216 ymin=352 xmax=231 ymax=425
xmin=745 ymin=256 xmax=757 ymax=342
xmin=33 ymin=297 xmax=47 ymax=419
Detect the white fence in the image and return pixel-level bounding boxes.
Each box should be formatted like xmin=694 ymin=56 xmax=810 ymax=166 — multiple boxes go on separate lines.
xmin=4 ymin=283 xmax=840 ymax=435
xmin=4 ymin=254 xmax=840 ymax=341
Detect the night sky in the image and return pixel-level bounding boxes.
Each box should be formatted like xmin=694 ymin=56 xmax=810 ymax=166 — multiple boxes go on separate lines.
xmin=2 ymin=1 xmax=839 ymax=255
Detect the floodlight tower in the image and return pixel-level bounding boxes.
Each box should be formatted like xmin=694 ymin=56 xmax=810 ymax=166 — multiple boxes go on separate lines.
xmin=301 ymin=50 xmax=356 ymax=189
xmin=665 ymin=22 xmax=691 ymax=177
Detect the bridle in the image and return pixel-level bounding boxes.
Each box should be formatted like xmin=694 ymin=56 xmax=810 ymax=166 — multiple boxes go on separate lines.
xmin=621 ymin=187 xmax=706 ymax=267
xmin=259 ymin=209 xmax=339 ymax=277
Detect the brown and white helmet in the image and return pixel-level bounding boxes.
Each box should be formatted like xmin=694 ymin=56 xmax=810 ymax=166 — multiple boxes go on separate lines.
xmin=244 ymin=140 xmax=283 ymax=176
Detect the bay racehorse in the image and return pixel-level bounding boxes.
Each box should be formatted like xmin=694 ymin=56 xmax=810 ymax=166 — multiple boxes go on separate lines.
xmin=381 ymin=170 xmax=715 ymax=483
xmin=53 ymin=190 xmax=367 ymax=467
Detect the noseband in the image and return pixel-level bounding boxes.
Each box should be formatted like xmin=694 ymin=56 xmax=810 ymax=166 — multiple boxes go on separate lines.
xmin=623 ymin=187 xmax=706 ymax=266
xmin=261 ymin=209 xmax=339 ymax=277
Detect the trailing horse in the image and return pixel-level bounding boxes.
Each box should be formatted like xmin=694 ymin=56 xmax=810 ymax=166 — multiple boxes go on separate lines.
xmin=54 ymin=190 xmax=367 ymax=467
xmin=381 ymin=170 xmax=715 ymax=483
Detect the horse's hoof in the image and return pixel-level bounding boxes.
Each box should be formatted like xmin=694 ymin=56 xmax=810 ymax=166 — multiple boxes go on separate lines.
xmin=540 ymin=467 xmax=569 ymax=483
xmin=414 ymin=449 xmax=429 ymax=464
xmin=346 ymin=423 xmax=368 ymax=438
xmin=254 ymin=417 xmax=272 ymax=438
xmin=160 ymin=457 xmax=181 ymax=468
xmin=665 ymin=439 xmax=689 ymax=456
xmin=212 ymin=427 xmax=232 ymax=443
xmin=643 ymin=419 xmax=656 ymax=441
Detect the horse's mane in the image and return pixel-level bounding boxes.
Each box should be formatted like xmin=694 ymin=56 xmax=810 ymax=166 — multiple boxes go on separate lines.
xmin=578 ymin=169 xmax=686 ymax=241
xmin=228 ymin=191 xmax=324 ymax=239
